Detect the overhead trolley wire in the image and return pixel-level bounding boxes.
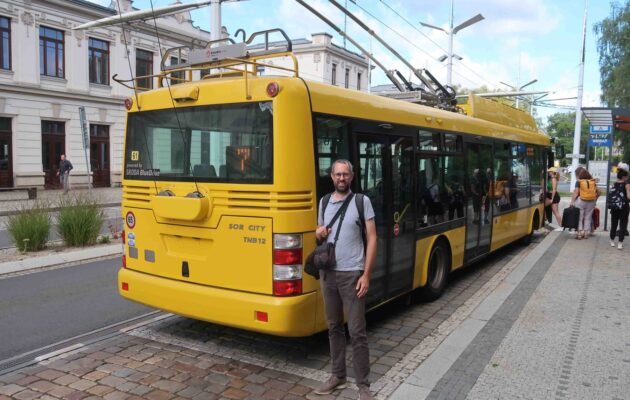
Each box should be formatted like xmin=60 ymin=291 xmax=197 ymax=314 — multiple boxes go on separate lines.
xmin=147 ymin=0 xmax=201 ymax=195
xmin=349 ymin=0 xmax=502 ymax=90
xmin=114 ymin=0 xmax=159 ymax=195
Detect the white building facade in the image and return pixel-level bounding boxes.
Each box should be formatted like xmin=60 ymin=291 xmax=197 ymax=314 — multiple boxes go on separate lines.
xmin=0 ymin=0 xmax=369 ymax=189
xmin=259 ymin=32 xmax=369 ymax=91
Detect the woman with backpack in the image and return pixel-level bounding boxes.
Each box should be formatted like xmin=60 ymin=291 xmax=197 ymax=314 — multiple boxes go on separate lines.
xmin=570 ymin=168 xmax=599 ymax=239
xmin=545 ymin=167 xmax=562 ymax=226
xmin=608 ymin=168 xmax=630 ymax=249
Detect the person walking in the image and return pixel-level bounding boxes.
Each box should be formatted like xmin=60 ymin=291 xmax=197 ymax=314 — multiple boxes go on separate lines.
xmin=608 ymin=167 xmax=630 ymax=249
xmin=314 ymin=159 xmax=377 ymax=400
xmin=546 ymin=167 xmax=562 ymax=226
xmin=56 ymin=154 xmax=73 ymax=194
xmin=570 ymin=168 xmax=599 ymax=239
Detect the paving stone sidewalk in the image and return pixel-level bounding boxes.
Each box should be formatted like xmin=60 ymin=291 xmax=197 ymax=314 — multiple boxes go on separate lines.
xmin=394 ymin=229 xmax=629 ymax=400
xmin=464 ymin=231 xmax=630 ymax=400
xmin=0 ymin=233 xmax=545 ymax=400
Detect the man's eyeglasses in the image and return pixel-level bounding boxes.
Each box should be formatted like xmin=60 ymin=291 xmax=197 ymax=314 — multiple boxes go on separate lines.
xmin=333 ymin=172 xmax=351 ymax=178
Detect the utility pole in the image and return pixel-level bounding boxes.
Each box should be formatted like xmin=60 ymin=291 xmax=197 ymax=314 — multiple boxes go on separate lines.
xmin=420 ymin=0 xmax=484 ymax=87
xmin=570 ymin=0 xmax=588 ymax=192
xmin=211 ymin=0 xmax=221 ymax=42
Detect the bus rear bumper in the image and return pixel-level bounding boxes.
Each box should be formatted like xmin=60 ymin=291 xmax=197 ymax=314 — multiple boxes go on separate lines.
xmin=118 ymin=268 xmax=319 ymax=337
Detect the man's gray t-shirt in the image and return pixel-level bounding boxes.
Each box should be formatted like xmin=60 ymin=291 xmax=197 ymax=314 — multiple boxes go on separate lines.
xmin=318 ymin=191 xmax=375 ymax=272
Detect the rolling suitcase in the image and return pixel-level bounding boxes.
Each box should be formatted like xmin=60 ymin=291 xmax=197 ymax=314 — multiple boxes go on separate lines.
xmin=592 ymin=207 xmax=600 ymax=231
xmin=562 ymin=206 xmax=579 ymax=231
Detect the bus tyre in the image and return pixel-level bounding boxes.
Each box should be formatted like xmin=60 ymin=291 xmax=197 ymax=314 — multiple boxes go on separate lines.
xmin=419 ymin=239 xmax=450 ymax=302
xmin=520 ymin=212 xmax=539 ymax=246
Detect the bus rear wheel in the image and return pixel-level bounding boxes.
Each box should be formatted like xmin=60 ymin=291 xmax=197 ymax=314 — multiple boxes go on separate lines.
xmin=520 ymin=211 xmax=539 ymax=245
xmin=418 ymin=239 xmax=450 ymax=302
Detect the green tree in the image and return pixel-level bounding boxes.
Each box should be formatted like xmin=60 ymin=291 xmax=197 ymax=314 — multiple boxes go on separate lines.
xmin=594 ymin=1 xmax=630 ymax=162
xmin=545 ymin=112 xmax=590 ymax=166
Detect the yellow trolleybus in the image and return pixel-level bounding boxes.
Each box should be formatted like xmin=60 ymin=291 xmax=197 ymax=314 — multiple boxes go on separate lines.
xmin=118 ymin=34 xmax=551 ymax=336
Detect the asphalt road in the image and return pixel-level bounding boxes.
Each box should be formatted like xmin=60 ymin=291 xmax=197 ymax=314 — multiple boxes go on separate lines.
xmin=0 ymin=258 xmax=151 ymax=361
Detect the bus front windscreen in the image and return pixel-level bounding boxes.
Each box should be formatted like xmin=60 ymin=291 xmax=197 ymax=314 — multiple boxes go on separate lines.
xmin=124 ymin=102 xmax=273 ymax=183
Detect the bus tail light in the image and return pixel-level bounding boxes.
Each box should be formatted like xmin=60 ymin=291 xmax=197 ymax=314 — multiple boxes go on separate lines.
xmin=122 ymin=255 xmax=126 ymax=268
xmin=272 ymin=234 xmax=303 ymax=296
xmin=121 ymin=282 xmax=129 ymax=291
xmin=273 ymin=249 xmax=302 ymax=265
xmin=273 ymin=280 xmax=302 ymax=296
xmin=266 ymin=82 xmax=280 ymax=97
xmin=255 ymin=311 xmax=268 ymax=322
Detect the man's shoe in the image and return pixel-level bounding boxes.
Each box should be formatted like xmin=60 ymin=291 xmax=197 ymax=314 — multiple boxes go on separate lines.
xmin=618 ymin=242 xmax=624 ymax=250
xmin=358 ymin=385 xmax=375 ymax=400
xmin=314 ymin=376 xmax=347 ymax=395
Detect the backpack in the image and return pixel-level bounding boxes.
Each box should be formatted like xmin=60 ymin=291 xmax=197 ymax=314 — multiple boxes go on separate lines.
xmin=579 ymin=179 xmax=597 ymax=201
xmin=422 ymin=183 xmax=439 ymax=205
xmin=607 ymin=182 xmax=627 ymax=211
xmin=321 ymin=192 xmax=367 ymax=251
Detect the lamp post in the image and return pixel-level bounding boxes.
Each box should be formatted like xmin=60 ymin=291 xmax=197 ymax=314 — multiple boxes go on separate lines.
xmin=420 ymin=0 xmax=484 ymax=87
xmin=500 ymin=78 xmax=538 ymax=109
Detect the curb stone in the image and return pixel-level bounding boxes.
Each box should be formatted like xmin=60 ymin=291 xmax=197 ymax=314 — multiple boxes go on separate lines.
xmin=0 ymin=244 xmax=123 ymax=276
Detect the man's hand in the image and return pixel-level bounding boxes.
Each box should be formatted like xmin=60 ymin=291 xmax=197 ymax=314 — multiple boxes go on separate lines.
xmin=315 ymin=225 xmax=331 ymax=242
xmin=56 ymin=172 xmax=59 ymax=176
xmin=356 ymin=273 xmax=370 ymax=298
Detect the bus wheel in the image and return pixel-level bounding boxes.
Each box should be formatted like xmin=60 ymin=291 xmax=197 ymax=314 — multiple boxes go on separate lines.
xmin=520 ymin=211 xmax=539 ymax=245
xmin=419 ymin=239 xmax=450 ymax=302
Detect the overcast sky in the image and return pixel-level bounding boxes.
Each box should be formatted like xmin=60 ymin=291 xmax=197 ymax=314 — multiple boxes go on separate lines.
xmin=89 ymin=0 xmax=612 ymax=124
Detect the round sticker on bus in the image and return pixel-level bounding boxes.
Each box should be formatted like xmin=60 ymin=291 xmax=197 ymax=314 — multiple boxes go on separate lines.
xmin=126 ymin=211 xmax=136 ymax=229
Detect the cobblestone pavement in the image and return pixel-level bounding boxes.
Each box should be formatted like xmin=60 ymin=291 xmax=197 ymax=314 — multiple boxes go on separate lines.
xmin=463 ymin=231 xmax=630 ymax=400
xmin=0 ymin=233 xmax=543 ymax=400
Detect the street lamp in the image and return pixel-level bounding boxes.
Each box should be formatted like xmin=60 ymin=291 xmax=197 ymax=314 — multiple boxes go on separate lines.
xmin=420 ymin=0 xmax=484 ymax=87
xmin=500 ymin=78 xmax=538 ymax=108
xmin=437 ymin=54 xmax=463 ymax=63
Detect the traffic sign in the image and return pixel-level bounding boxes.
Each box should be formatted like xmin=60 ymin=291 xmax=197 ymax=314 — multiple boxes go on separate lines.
xmin=588 ymin=136 xmax=612 ymax=147
xmin=566 ymin=153 xmax=585 ymax=158
xmin=589 ymin=125 xmax=612 ymax=134
xmin=78 ymin=106 xmax=89 ymax=148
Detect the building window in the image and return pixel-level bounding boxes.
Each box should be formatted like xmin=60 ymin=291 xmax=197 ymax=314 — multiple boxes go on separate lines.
xmin=90 ymin=124 xmax=109 ymax=138
xmin=345 ymin=68 xmax=350 ymax=88
xmin=39 ymin=26 xmax=64 ymax=78
xmin=331 ymin=63 xmax=337 ymax=85
xmin=169 ymin=56 xmax=186 ymax=84
xmin=136 ymin=49 xmax=153 ymax=90
xmin=89 ymin=38 xmax=109 ymax=85
xmin=41 ymin=120 xmax=65 ymax=135
xmin=0 ymin=16 xmax=10 ymax=70
xmin=357 ymin=72 xmax=361 ymax=91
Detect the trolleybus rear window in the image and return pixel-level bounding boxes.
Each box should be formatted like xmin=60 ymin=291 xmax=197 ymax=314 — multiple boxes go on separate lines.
xmin=124 ymin=102 xmax=273 ymax=183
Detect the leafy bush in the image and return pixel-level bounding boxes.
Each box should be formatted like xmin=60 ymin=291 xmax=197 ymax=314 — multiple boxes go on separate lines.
xmin=97 ymin=235 xmax=111 ymax=244
xmin=57 ymin=195 xmax=104 ymax=246
xmin=7 ymin=202 xmax=52 ymax=252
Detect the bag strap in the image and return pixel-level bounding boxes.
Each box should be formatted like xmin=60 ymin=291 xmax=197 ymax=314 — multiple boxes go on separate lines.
xmin=355 ymin=193 xmax=367 ymax=252
xmin=323 ymin=193 xmax=355 ymax=245
xmin=332 ymin=193 xmax=354 ymax=245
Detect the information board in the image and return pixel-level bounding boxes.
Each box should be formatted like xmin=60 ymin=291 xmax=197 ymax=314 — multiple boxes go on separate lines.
xmin=588 ymin=160 xmax=609 ymax=184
